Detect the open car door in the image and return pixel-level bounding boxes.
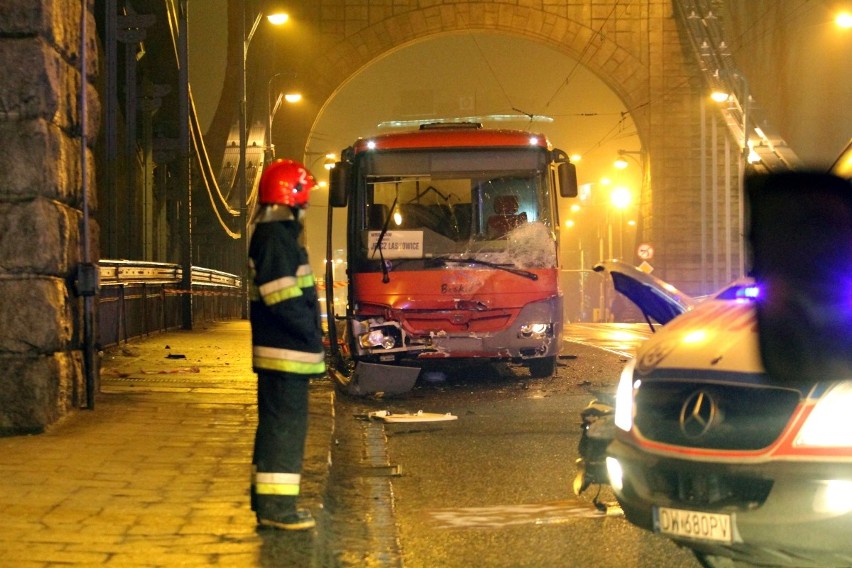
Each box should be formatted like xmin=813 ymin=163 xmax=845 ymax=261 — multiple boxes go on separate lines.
xmin=593 ymin=260 xmax=695 ymax=329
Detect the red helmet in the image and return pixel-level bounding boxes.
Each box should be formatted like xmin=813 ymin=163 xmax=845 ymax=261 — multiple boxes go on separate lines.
xmin=258 ymin=159 xmax=317 ymax=208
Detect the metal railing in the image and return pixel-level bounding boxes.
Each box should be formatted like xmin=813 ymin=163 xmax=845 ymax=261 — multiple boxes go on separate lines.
xmin=97 ymin=260 xmax=242 ymax=347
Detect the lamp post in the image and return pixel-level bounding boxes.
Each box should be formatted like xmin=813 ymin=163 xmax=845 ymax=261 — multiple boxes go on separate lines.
xmin=610 ymin=186 xmax=632 ymax=260
xmin=265 ymin=71 xmax=301 ymax=162
xmin=238 ymin=8 xmax=288 ymax=318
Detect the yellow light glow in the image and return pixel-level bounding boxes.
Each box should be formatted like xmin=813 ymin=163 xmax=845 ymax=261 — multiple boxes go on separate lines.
xmin=266 ymin=13 xmax=289 ymax=25
xmin=682 ymin=330 xmax=707 ymax=344
xmin=747 ymin=146 xmax=761 ymax=164
xmin=565 ymin=219 xmax=575 ymax=229
xmin=614 ymin=158 xmax=629 ymax=170
xmin=813 ymin=480 xmax=852 ymax=514
xmin=710 ymin=91 xmax=730 ymax=103
xmin=836 ymin=11 xmax=852 ymax=28
xmin=570 ymin=154 xmax=582 ymax=162
xmin=570 ymin=204 xmax=581 ymax=213
xmin=284 ymin=93 xmax=302 ymax=103
xmin=610 ymin=186 xmax=631 ymax=209
xmin=393 ymin=211 xmax=402 ymax=226
xmin=600 ymin=177 xmax=612 ymax=186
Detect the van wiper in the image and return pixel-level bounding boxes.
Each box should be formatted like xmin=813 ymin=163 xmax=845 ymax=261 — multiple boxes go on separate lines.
xmin=428 ymin=256 xmax=538 ymax=281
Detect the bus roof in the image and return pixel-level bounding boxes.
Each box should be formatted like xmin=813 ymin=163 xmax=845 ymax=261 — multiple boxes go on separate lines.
xmin=349 ymin=126 xmax=552 ymax=155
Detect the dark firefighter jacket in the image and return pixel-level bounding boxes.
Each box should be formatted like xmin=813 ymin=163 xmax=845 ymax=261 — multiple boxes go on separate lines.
xmin=248 ymin=214 xmax=326 ymax=377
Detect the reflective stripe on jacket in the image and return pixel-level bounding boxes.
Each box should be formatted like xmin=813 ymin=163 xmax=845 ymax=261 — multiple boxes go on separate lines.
xmin=249 ymin=218 xmax=326 ymax=377
xmin=252 ymin=345 xmax=326 ymax=375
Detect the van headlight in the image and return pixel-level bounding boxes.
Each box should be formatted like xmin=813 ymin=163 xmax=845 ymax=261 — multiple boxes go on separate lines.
xmin=614 ymin=359 xmax=638 ymax=432
xmin=606 ymin=457 xmax=624 ymax=492
xmin=795 ymin=381 xmax=852 ymax=447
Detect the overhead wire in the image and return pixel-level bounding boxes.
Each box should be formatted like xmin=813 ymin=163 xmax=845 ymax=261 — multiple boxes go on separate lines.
xmin=540 ymin=0 xmax=645 ymax=158
xmin=544 ymin=1 xmax=622 ymax=110
xmin=469 ymin=34 xmax=515 ymax=112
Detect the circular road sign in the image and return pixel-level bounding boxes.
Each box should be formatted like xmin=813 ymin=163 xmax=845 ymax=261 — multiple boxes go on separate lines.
xmin=637 ymin=243 xmax=654 ymax=260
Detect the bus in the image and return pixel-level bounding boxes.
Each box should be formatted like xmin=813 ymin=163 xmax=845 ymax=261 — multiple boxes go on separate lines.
xmin=325 ymin=123 xmax=578 ymax=394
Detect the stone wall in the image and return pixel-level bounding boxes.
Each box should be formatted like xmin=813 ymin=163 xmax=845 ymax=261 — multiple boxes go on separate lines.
xmin=0 ymin=1 xmax=98 ymax=434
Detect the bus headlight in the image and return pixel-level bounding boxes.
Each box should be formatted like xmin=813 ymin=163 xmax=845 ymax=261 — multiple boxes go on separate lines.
xmin=518 ymin=323 xmax=552 ymax=339
xmin=359 ymin=328 xmax=397 ymax=350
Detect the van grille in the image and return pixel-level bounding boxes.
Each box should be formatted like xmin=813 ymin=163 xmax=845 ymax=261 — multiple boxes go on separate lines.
xmin=634 ymin=381 xmax=800 ymax=450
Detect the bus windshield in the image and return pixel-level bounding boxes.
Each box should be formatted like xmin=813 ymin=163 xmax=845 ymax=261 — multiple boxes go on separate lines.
xmin=355 ymin=147 xmax=558 ymax=270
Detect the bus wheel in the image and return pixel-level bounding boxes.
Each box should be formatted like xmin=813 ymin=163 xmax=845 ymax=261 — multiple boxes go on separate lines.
xmin=528 ymin=356 xmax=556 ymax=378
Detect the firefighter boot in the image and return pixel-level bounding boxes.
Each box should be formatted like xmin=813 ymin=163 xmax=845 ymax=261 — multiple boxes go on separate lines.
xmin=256 ymin=495 xmax=315 ymax=531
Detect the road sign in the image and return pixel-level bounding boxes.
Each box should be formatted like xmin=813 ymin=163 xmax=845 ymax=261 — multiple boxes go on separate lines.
xmin=637 ymin=243 xmax=654 ymax=260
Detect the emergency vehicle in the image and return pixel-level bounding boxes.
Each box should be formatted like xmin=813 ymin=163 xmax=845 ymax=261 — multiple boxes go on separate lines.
xmin=576 ymin=141 xmax=852 ymax=567
xmin=324 ymin=123 xmax=577 ymax=394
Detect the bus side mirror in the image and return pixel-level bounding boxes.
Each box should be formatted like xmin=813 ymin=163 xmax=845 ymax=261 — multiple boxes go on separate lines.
xmin=329 ymin=161 xmax=351 ymax=207
xmin=553 ymin=148 xmax=578 ymax=198
xmin=747 ymin=171 xmax=852 ymax=386
xmin=559 ymin=161 xmax=578 ymax=198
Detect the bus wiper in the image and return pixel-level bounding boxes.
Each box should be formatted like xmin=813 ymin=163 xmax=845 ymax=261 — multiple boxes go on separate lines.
xmin=371 ymin=196 xmax=399 ymax=283
xmin=428 ymin=256 xmax=538 ymax=281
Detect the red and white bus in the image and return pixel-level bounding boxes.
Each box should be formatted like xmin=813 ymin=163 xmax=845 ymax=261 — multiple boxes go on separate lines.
xmin=325 ymin=123 xmax=577 ymax=394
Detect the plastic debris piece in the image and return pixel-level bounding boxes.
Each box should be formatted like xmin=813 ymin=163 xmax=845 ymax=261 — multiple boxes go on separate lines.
xmin=368 ymin=410 xmax=458 ymax=423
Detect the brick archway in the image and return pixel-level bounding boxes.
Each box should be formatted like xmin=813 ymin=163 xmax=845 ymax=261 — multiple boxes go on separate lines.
xmin=307 ymin=3 xmax=652 ymax=145
xmin=292 ymin=1 xmax=734 ymax=293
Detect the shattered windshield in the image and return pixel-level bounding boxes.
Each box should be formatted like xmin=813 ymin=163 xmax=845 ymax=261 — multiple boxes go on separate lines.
xmin=355 ymin=148 xmax=557 ymax=271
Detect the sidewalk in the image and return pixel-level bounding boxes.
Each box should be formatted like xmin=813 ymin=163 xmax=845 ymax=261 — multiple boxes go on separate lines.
xmin=0 ymin=320 xmax=335 ymax=567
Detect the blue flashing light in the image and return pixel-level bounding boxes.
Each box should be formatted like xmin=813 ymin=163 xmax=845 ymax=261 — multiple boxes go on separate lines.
xmin=739 ymin=285 xmax=762 ymax=300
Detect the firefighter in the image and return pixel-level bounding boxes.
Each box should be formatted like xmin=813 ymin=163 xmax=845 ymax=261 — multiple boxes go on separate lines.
xmin=249 ymin=159 xmax=326 ymax=531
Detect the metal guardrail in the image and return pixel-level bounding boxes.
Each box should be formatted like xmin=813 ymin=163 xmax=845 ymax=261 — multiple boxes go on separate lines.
xmin=98 ymin=260 xmax=241 ymax=288
xmin=97 ymin=260 xmax=242 ymax=348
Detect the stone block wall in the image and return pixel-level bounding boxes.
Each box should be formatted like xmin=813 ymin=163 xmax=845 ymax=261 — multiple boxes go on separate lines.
xmin=0 ymin=1 xmax=98 ymax=434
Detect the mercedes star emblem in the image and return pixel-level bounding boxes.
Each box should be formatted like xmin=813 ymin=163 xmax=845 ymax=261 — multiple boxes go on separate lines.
xmin=679 ymin=390 xmax=718 ymax=438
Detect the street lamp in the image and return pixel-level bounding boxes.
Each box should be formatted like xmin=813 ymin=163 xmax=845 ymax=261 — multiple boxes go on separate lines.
xmin=238 ymin=6 xmax=288 ymax=318
xmin=265 ymin=71 xmax=302 ymax=162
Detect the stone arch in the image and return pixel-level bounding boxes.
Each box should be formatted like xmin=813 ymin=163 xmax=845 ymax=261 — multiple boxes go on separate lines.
xmin=306 ymin=4 xmax=654 ymax=146
xmin=290 ymin=0 xmax=734 ymax=295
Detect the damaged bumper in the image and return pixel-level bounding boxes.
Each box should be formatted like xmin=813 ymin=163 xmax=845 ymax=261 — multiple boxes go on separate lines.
xmin=353 ymin=297 xmax=563 ymax=363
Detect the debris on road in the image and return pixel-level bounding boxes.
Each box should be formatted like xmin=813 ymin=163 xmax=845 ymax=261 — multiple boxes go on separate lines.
xmin=368 ymin=410 xmax=458 ymax=423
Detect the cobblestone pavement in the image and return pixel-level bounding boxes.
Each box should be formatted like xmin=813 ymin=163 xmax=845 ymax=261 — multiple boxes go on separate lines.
xmin=0 ymin=320 xmax=334 ymax=567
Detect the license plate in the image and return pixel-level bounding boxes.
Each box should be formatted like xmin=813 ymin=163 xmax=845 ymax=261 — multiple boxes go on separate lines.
xmin=654 ymin=506 xmax=734 ymax=544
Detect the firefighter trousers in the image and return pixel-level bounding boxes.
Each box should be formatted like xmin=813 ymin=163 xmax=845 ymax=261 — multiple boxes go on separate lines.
xmin=251 ymin=371 xmax=310 ymax=520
